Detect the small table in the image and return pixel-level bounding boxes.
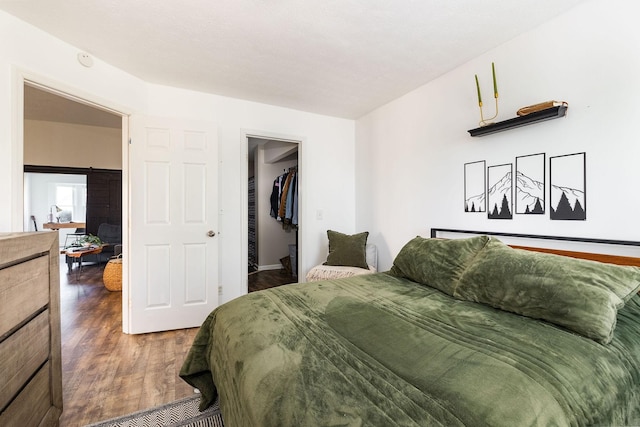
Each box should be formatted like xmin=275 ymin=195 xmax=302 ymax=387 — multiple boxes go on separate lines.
xmin=64 ymin=245 xmax=105 ymax=279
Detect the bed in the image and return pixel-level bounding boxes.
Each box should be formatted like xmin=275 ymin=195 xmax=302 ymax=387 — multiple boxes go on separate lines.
xmin=180 ymin=230 xmax=640 ymax=426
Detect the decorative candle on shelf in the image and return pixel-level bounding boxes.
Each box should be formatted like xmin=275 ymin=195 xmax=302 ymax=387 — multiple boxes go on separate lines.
xmin=474 ymin=62 xmax=499 ymax=127
xmin=492 ymin=62 xmax=498 ymax=98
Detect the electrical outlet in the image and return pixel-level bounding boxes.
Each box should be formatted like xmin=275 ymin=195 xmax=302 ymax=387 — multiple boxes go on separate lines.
xmin=316 ymin=209 xmax=323 ymax=220
xmin=218 ymin=286 xmax=223 ymax=294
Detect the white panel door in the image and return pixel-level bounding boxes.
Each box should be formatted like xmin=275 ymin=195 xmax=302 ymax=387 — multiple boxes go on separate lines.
xmin=129 ymin=116 xmax=218 ymax=334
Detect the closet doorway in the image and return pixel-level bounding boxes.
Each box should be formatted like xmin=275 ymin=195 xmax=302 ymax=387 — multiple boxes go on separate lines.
xmin=247 ymin=137 xmax=299 ymax=292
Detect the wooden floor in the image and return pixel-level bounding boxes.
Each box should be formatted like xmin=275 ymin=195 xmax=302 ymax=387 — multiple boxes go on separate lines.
xmin=58 ymin=258 xmax=296 ymax=426
xmin=58 ymin=258 xmax=199 ymax=426
xmin=248 ymin=268 xmax=297 ymax=292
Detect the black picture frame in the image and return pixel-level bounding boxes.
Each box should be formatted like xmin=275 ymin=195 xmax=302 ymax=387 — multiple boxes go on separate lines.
xmin=515 ymin=153 xmax=545 ymax=215
xmin=549 ymin=152 xmax=586 ymax=220
xmin=487 ymin=163 xmax=513 ymax=220
xmin=464 ymin=160 xmax=486 ymax=213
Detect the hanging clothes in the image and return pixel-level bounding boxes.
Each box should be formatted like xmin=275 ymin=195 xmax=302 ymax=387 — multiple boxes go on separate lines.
xmin=278 ymin=171 xmax=294 ymax=219
xmin=291 ymin=174 xmax=298 ymax=226
xmin=285 ymin=172 xmax=296 ymax=225
xmin=270 ymin=175 xmax=283 ymax=218
xmin=270 ymin=167 xmax=298 ymax=229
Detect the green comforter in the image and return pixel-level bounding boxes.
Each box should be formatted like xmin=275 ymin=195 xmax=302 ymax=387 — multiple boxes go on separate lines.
xmin=180 ymin=273 xmax=640 ymax=426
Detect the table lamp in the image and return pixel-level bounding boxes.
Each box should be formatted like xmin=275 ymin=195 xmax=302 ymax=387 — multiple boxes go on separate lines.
xmin=48 ymin=205 xmax=62 ymax=223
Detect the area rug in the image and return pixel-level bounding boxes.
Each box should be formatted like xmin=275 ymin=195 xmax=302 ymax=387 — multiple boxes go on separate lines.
xmin=85 ymin=395 xmax=223 ymax=427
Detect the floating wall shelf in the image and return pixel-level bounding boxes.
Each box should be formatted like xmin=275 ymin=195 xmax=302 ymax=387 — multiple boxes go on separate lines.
xmin=468 ymin=105 xmax=568 ymax=137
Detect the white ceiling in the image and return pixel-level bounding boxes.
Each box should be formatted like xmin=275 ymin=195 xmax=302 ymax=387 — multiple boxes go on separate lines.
xmin=3 ymin=0 xmax=586 ymax=120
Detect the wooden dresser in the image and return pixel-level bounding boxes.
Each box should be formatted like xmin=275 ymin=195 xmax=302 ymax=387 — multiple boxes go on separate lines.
xmin=0 ymin=232 xmax=62 ymax=426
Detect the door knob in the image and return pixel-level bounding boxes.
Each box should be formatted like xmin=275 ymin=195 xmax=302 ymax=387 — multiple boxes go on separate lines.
xmin=207 ymin=230 xmax=216 ymax=237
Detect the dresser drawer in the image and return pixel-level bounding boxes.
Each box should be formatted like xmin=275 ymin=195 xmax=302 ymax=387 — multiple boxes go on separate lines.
xmin=0 ymin=256 xmax=49 ymax=337
xmin=0 ymin=232 xmax=61 ymax=427
xmin=0 ymin=361 xmax=52 ymax=427
xmin=0 ymin=310 xmax=50 ymax=411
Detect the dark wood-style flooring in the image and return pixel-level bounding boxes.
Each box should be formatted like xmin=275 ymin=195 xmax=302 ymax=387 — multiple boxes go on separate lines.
xmin=58 ymin=258 xmax=295 ymax=426
xmin=248 ymin=268 xmax=297 ymax=292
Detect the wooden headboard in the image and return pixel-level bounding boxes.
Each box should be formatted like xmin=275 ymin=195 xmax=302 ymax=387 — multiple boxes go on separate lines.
xmin=430 ymin=228 xmax=640 ymax=268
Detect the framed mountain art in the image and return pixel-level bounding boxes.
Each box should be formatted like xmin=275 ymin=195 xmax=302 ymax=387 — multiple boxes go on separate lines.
xmin=515 ymin=153 xmax=545 ymax=215
xmin=549 ymin=152 xmax=586 ymax=220
xmin=487 ymin=163 xmax=513 ymax=220
xmin=464 ymin=160 xmax=486 ymax=213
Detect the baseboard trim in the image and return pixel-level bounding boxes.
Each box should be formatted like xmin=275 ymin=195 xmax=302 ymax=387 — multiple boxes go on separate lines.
xmin=258 ymin=264 xmax=282 ymax=271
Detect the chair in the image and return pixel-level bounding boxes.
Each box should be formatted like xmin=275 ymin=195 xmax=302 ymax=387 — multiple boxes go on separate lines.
xmin=306 ymin=244 xmax=377 ymax=282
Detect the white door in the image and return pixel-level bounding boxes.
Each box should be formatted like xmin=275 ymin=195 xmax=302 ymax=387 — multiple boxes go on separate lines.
xmin=128 ymin=116 xmax=218 ymax=334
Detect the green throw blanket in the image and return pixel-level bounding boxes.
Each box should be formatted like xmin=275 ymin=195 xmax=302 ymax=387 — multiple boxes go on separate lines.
xmin=180 ymin=273 xmax=640 ymax=426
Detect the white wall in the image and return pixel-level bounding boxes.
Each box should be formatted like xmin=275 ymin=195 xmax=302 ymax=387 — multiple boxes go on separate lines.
xmin=356 ymin=0 xmax=640 ymax=270
xmin=24 ymin=172 xmax=86 ymax=248
xmin=256 ymin=145 xmax=298 ymax=270
xmin=24 ymin=120 xmax=121 ymax=169
xmin=145 ymin=84 xmax=355 ymax=301
xmin=0 ymin=10 xmax=356 ymax=304
xmin=0 ymin=11 xmax=146 ymax=232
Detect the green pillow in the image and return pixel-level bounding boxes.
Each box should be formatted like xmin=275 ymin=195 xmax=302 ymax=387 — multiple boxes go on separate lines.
xmin=323 ymin=230 xmax=369 ymax=269
xmin=389 ymin=235 xmax=490 ymax=296
xmin=455 ymin=238 xmax=640 ymax=344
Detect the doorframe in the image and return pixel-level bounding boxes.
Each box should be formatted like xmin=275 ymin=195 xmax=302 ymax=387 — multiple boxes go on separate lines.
xmin=13 ymin=68 xmax=132 ymax=331
xmin=240 ymin=129 xmax=304 ymax=294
